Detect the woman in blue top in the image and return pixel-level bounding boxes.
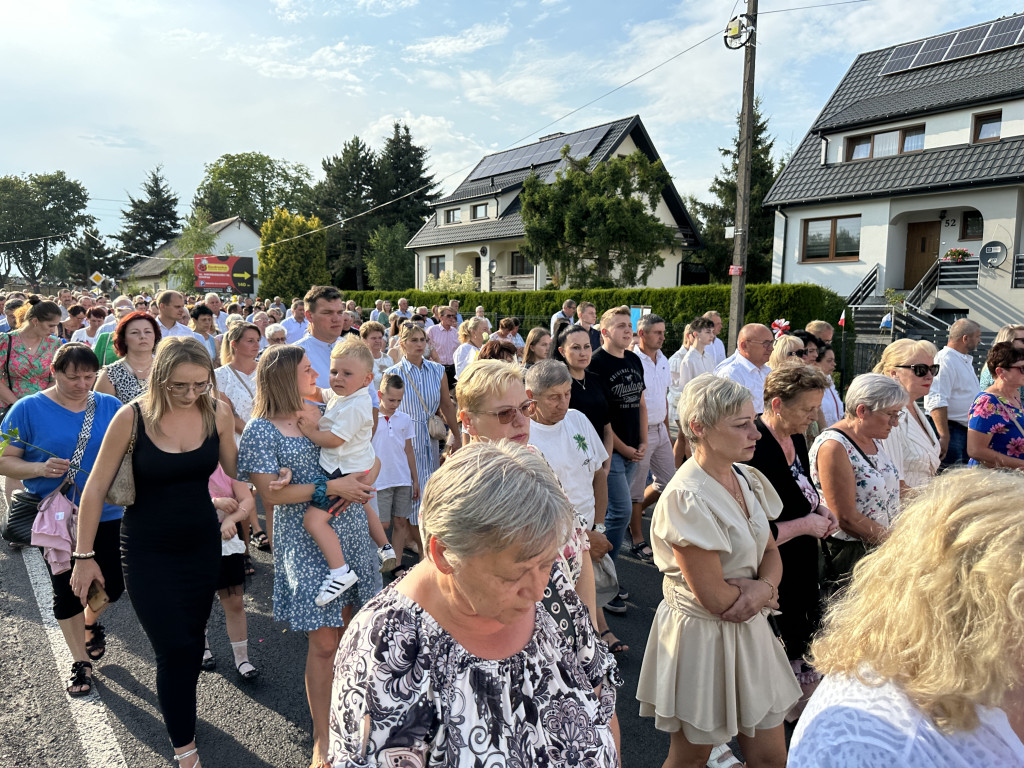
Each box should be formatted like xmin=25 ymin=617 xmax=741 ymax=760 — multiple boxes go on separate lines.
xmin=967 ymin=341 xmax=1024 ymax=468
xmin=0 ymin=343 xmax=125 ymax=697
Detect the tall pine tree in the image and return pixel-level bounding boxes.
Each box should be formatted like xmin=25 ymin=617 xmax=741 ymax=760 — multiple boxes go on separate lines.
xmin=118 ymin=166 xmax=180 ymax=264
xmin=691 ymin=97 xmax=778 ymax=283
xmin=372 ymin=122 xmax=438 ymax=232
xmin=53 ymin=228 xmax=124 ymax=285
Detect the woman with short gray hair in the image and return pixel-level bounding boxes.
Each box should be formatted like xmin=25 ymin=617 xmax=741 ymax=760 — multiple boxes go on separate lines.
xmin=328 ymin=441 xmax=622 ymax=766
xmin=636 ymin=373 xmax=800 ymax=767
xmin=810 ymin=373 xmax=905 ymax=590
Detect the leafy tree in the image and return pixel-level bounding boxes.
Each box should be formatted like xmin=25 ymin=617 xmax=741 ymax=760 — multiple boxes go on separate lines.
xmin=520 ymin=148 xmax=677 ymax=288
xmin=193 ymin=152 xmax=313 ymax=230
xmin=53 ymin=228 xmax=124 ymax=285
xmin=422 ymin=266 xmax=478 ymax=293
xmin=165 ymin=208 xmax=220 ymax=293
xmin=314 ymin=137 xmax=377 ymax=290
xmin=117 ymin=166 xmax=181 ymax=263
xmin=365 ymin=222 xmax=413 ymax=290
xmin=690 ymin=97 xmax=778 ymax=283
xmin=0 ymin=172 xmax=93 ymax=288
xmin=371 ymin=122 xmax=438 ymax=233
xmin=258 ymin=209 xmax=331 ymax=300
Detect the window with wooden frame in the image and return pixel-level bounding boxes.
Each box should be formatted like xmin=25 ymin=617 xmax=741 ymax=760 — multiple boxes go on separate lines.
xmin=960 ymin=210 xmax=984 ymax=241
xmin=510 ymin=251 xmax=533 ymax=274
xmin=444 ymin=208 xmax=462 ymax=224
xmin=801 ymin=216 xmax=862 ymax=262
xmin=973 ymin=111 xmax=1001 ymax=143
xmin=427 ymin=255 xmax=444 ymax=278
xmin=470 ymin=203 xmax=488 ymax=220
xmin=844 ymin=125 xmax=926 ymax=161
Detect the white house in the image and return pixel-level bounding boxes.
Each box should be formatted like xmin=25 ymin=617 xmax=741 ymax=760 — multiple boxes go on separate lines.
xmin=406 ymin=115 xmax=704 ymax=291
xmin=765 ymin=13 xmax=1024 ymax=331
xmin=124 ymin=216 xmax=262 ymax=296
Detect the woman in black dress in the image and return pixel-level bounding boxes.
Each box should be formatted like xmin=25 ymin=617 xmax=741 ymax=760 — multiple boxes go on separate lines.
xmin=73 ymin=337 xmax=237 ymax=768
xmin=743 ymin=363 xmax=839 ymax=719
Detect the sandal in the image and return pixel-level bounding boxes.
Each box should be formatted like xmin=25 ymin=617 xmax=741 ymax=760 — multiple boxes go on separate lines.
xmin=600 ymin=629 xmax=629 ymax=656
xmin=84 ymin=621 xmax=106 ymax=661
xmin=251 ymin=529 xmax=270 ymax=551
xmin=173 ymin=747 xmax=201 ymax=767
xmin=243 ymin=553 xmax=255 ymax=576
xmin=707 ymin=744 xmax=744 ymax=767
xmin=201 ymin=645 xmax=216 ymax=671
xmin=67 ymin=660 xmax=93 ymax=697
xmin=630 ymin=540 xmax=654 ymax=563
xmin=237 ymin=660 xmax=260 ymax=681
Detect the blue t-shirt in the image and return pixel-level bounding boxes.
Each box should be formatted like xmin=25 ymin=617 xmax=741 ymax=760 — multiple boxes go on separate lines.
xmin=2 ymin=391 xmax=125 ymax=521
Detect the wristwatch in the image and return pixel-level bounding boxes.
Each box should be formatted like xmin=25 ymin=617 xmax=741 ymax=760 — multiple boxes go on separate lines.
xmin=593 ymin=523 xmax=606 ymax=534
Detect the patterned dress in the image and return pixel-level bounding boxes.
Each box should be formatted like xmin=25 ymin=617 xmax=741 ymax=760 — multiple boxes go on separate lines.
xmin=215 ymin=364 xmax=256 ymax=447
xmin=103 ymin=359 xmax=149 ymax=404
xmin=238 ymin=417 xmax=382 ymax=632
xmin=0 ymin=332 xmax=60 ymax=398
xmin=327 ymin=566 xmax=621 ymax=767
xmin=967 ymin=392 xmax=1024 ymax=466
xmin=384 ymin=357 xmax=444 ymax=524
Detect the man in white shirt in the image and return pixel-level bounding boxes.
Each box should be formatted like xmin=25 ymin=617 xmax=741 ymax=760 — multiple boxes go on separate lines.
xmin=577 ymin=301 xmax=602 ymax=351
xmin=925 ymin=317 xmax=982 ymax=467
xmin=550 ymin=298 xmax=577 ymax=335
xmin=395 ymin=298 xmax=412 ymax=320
xmin=669 ymin=315 xmax=717 ymax=423
xmin=204 ymin=292 xmax=228 ymax=333
xmin=281 ymin=299 xmax=309 ymax=343
xmin=369 ymin=299 xmax=384 ymax=322
xmin=296 ymin=286 xmax=345 ymax=388
xmin=628 ymin=314 xmax=675 ymax=561
xmin=703 ymin=310 xmax=727 ymax=367
xmin=474 ymin=305 xmax=491 ymax=333
xmin=155 ymin=290 xmax=200 ymax=339
xmin=715 ymin=323 xmax=773 ymax=413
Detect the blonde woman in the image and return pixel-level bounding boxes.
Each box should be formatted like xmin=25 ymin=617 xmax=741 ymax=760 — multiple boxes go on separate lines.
xmin=453 ymin=316 xmax=486 ymax=380
xmin=72 ymin=337 xmax=237 ymax=768
xmin=768 ymin=334 xmax=808 ymax=371
xmin=874 ymin=339 xmax=941 ymax=491
xmin=790 ymin=468 xmax=1024 ymax=765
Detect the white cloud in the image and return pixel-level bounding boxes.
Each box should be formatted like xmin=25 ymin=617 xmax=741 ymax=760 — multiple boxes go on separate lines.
xmin=270 ymin=0 xmax=310 ymax=23
xmin=354 ymin=0 xmax=419 ymax=16
xmin=403 ymin=22 xmax=510 ymax=61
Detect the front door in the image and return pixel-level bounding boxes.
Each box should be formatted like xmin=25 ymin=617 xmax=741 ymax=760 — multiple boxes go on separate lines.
xmin=904 ymin=221 xmax=941 ymax=288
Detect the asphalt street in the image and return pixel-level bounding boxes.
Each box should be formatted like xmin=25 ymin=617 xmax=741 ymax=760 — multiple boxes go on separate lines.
xmin=1 ymin=508 xmax=680 ymax=768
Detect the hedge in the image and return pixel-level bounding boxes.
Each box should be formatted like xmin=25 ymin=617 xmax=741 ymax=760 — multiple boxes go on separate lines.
xmin=338 ymin=283 xmax=849 ymax=349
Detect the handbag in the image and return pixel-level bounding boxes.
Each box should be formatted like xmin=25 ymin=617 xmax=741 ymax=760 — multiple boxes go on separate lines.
xmin=105 ymin=402 xmax=140 ymax=506
xmin=406 ymin=375 xmax=448 ymax=441
xmin=0 ymin=332 xmax=13 ymax=422
xmin=2 ymin=489 xmax=40 ymax=546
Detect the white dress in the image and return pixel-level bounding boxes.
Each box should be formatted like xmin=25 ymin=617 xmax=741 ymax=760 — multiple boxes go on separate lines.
xmin=215 ymin=364 xmax=256 ymax=446
xmin=880 ymin=402 xmax=940 ymax=489
xmin=636 ymin=460 xmax=801 ymax=743
xmin=789 ymin=672 xmax=1024 ymax=767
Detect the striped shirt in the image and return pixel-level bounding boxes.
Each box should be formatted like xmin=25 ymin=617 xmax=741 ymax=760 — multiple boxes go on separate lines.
xmin=427 ymin=324 xmax=459 ymax=365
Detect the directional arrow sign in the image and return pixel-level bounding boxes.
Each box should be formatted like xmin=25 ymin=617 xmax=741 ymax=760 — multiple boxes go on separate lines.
xmin=233 ymin=272 xmax=251 ymax=279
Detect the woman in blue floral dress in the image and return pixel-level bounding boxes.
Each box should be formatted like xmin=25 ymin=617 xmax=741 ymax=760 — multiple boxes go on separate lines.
xmin=238 ymin=344 xmax=381 ymax=768
xmin=967 ymin=342 xmax=1024 ymax=468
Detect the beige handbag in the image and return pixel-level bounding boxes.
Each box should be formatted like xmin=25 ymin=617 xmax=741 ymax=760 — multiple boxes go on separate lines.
xmin=407 ymin=376 xmax=448 ymax=441
xmin=105 ymin=403 xmax=139 ymax=506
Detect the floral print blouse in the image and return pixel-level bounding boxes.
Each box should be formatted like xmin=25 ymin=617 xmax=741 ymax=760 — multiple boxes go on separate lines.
xmin=967 ymin=392 xmax=1024 ymax=465
xmin=0 ymin=332 xmax=60 ymax=399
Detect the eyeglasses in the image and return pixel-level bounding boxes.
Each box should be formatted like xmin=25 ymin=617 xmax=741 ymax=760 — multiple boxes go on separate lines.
xmin=753 ymin=339 xmax=774 ymax=349
xmin=873 ymin=409 xmax=906 ymax=424
xmin=1007 ymin=365 xmax=1024 ymax=373
xmin=893 ymin=364 xmax=940 ymax=377
xmin=474 ymin=402 xmax=535 ymax=423
xmin=164 ymin=381 xmax=213 ymax=395
xmin=787 ymin=349 xmax=809 ymax=358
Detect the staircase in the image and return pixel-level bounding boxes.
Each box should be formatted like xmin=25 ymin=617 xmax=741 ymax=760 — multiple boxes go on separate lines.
xmin=846 ymin=262 xmax=948 ymax=337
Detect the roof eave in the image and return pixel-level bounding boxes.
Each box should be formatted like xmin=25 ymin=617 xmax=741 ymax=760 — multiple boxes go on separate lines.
xmin=765 ymin=174 xmax=1024 ymax=210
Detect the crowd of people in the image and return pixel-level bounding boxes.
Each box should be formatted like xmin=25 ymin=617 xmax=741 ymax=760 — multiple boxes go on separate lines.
xmin=2 ymin=284 xmax=1024 ymax=768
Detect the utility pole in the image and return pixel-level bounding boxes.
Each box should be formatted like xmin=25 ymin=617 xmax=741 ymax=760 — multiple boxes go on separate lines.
xmin=726 ymin=0 xmax=758 ymax=353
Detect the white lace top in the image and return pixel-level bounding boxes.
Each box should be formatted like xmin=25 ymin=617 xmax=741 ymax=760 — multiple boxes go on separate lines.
xmin=790 ymin=672 xmax=1024 ymax=767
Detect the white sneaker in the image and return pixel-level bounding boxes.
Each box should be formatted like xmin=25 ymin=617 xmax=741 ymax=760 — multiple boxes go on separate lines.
xmin=378 ymin=544 xmax=397 ymax=573
xmin=314 ymin=570 xmax=359 ymax=607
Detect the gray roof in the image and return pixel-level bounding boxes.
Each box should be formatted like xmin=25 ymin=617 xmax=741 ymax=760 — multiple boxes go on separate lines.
xmin=408 ymin=115 xmax=702 ymax=251
xmin=125 ymin=216 xmax=258 ymax=278
xmin=766 ymin=15 xmax=1024 ymax=207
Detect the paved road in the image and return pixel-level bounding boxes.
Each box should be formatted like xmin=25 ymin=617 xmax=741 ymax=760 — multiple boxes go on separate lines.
xmin=1 ymin=508 xmax=681 ymax=767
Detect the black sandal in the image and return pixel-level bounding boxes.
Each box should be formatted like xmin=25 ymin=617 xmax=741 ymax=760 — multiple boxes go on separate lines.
xmin=67 ymin=660 xmax=93 ymax=697
xmin=243 ymin=553 xmax=255 ymax=576
xmin=630 ymin=540 xmax=654 ymax=563
xmin=251 ymin=529 xmax=270 ymax=551
xmin=84 ymin=622 xmax=106 ymax=661
xmin=237 ymin=660 xmax=259 ymax=681
xmin=600 ymin=629 xmax=628 ymax=656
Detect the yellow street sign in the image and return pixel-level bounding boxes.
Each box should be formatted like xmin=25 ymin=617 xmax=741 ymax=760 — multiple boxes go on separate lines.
xmin=89 ymin=271 xmax=103 ymax=285
xmin=233 ymin=272 xmax=251 ymax=279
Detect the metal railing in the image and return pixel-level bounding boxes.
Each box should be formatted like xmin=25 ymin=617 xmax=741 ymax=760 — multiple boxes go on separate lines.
xmin=1013 ymin=253 xmax=1024 ymax=289
xmin=905 ymin=260 xmax=939 ymax=307
xmin=937 ymin=259 xmax=980 ymax=288
xmin=490 ymin=273 xmax=536 ymax=291
xmin=846 ymin=263 xmax=880 ymax=305
xmin=898 ymin=301 xmax=948 ymax=333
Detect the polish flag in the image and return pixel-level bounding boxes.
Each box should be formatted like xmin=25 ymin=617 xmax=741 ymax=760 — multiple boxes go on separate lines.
xmin=838 ymin=310 xmax=846 ymax=327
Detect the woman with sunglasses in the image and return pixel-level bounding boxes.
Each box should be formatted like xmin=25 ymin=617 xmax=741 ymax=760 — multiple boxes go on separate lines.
xmin=874 ymin=340 xmax=941 ymax=491
xmin=979 ymin=324 xmax=1024 ymax=393
xmin=967 ymin=342 xmax=1024 ymax=470
xmin=73 ymin=337 xmax=237 ymax=768
xmin=768 ymin=334 xmax=808 ymax=370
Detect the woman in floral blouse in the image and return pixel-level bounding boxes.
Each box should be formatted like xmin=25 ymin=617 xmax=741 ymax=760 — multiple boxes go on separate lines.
xmin=967 ymin=342 xmax=1024 ymax=468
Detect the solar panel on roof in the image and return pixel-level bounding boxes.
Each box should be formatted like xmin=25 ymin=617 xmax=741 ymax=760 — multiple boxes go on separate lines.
xmin=979 ymin=16 xmax=1024 ymax=52
xmin=880 ymin=41 xmax=924 ymax=75
xmin=466 ymin=125 xmax=612 ymax=181
xmin=911 ymin=33 xmax=956 ymax=68
xmin=944 ymin=24 xmax=990 ymax=60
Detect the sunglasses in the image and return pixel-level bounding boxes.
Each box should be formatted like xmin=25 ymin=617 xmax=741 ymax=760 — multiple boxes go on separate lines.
xmin=787 ymin=349 xmax=809 ymax=358
xmin=474 ymin=401 xmax=534 ymax=424
xmin=893 ymin=364 xmax=939 ymax=377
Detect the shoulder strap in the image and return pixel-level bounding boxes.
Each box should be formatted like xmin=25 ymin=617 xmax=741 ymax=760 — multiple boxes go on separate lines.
xmin=228 ymin=365 xmax=254 ymax=399
xmin=404 ymin=370 xmax=431 ymax=416
xmin=821 ymin=427 xmax=875 ymax=467
xmin=126 ymin=402 xmax=140 ymax=454
xmin=66 ymin=394 xmax=96 ymax=484
xmin=3 ymin=333 xmax=11 ymax=391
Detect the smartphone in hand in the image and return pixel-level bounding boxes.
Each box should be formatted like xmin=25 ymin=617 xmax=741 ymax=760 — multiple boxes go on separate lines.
xmin=87 ymin=582 xmax=109 ymax=613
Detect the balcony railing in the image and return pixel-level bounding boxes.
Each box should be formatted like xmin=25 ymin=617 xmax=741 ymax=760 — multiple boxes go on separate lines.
xmin=490 ymin=273 xmax=536 ymax=291
xmin=937 ymin=259 xmax=979 ymax=288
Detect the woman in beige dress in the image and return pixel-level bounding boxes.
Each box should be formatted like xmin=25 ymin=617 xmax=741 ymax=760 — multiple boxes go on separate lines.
xmin=637 ymin=373 xmax=800 ymax=768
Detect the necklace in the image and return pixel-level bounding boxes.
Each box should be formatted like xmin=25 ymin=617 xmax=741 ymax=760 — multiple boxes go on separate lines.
xmin=571 ymin=372 xmax=586 ymax=390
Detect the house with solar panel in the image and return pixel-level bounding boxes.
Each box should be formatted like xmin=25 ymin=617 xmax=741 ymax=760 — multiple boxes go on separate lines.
xmin=765 ymin=13 xmax=1024 ymax=332
xmin=406 ymin=115 xmax=703 ymax=291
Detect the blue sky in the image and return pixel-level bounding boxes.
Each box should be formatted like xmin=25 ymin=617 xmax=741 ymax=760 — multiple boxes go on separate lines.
xmin=0 ymin=0 xmax=1015 ymax=244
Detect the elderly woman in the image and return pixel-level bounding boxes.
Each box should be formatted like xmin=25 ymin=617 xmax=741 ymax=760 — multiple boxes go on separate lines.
xmin=967 ymin=341 xmax=1024 ymax=469
xmin=94 ymin=311 xmax=160 ymax=404
xmin=978 ymin=323 xmax=1024 ymax=390
xmin=768 ymin=334 xmax=808 ymax=370
xmin=810 ymin=373 xmax=905 ymax=589
xmin=327 ymin=441 xmax=622 ymax=767
xmin=874 ymin=339 xmax=941 ymax=490
xmin=264 ymin=322 xmax=286 ymax=346
xmin=745 ymin=364 xmax=838 ymax=719
xmin=238 ymin=344 xmax=381 ymax=768
xmin=637 ymin=373 xmax=800 ymax=767
xmin=790 ymin=468 xmax=1024 ymax=765
xmin=453 ymin=316 xmax=486 ymax=380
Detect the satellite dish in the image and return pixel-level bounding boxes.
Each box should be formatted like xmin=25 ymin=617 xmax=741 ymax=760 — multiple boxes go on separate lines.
xmin=488 ymin=259 xmax=497 ymax=275
xmin=980 ymin=240 xmax=1007 ymax=269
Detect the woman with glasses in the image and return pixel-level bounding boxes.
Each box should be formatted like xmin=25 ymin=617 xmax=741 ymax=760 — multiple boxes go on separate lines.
xmin=874 ymin=340 xmax=941 ymax=490
xmin=810 ymin=373 xmax=906 ymax=591
xmin=768 ymin=334 xmax=809 ymax=370
xmin=967 ymin=341 xmax=1024 ymax=469
xmin=979 ymin=324 xmax=1024 ymax=392
xmin=73 ymin=337 xmax=237 ymax=768
xmin=264 ymin=322 xmax=287 ymax=346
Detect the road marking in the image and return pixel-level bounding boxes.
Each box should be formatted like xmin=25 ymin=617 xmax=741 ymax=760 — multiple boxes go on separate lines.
xmin=22 ymin=547 xmax=130 ymax=768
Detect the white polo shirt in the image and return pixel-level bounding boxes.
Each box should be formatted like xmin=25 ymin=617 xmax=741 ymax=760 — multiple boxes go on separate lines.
xmin=924 ymin=346 xmax=980 ymax=427
xmin=637 ymin=347 xmax=671 ymax=425
xmin=157 ymin=319 xmax=200 ymax=340
xmin=715 ymin=352 xmax=770 ymax=413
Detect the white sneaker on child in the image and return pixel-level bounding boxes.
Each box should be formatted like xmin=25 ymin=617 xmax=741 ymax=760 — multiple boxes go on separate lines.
xmin=378 ymin=544 xmax=397 ymax=573
xmin=314 ymin=570 xmax=359 ymax=607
